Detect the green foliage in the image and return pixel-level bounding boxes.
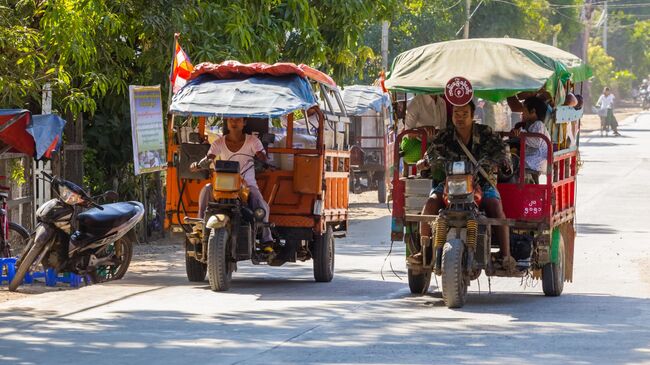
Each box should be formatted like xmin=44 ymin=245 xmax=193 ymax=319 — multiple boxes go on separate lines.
xmin=9 ymin=158 xmax=26 ymax=187
xmin=178 ymin=0 xmax=396 ymax=80
xmin=611 ymin=70 xmax=636 ymax=99
xmin=600 ymin=13 xmax=650 ymax=88
xmin=354 ymin=0 xmax=583 ymax=84
xmin=588 ymin=43 xmax=615 ymax=101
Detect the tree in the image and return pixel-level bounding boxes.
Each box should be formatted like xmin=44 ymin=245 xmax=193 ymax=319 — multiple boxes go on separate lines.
xmin=1 ymin=0 xmax=398 ymax=195
xmin=588 ymin=42 xmax=614 ymax=101
xmin=353 ymin=0 xmax=583 ymax=85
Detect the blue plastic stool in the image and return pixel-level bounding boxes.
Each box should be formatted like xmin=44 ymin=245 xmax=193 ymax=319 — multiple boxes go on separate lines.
xmin=1 ymin=258 xmax=87 ymax=288
xmin=31 ymin=269 xmax=87 ymax=287
xmin=0 ymin=257 xmax=17 ymax=284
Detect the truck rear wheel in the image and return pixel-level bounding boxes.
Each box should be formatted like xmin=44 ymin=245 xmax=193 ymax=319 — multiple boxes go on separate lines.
xmin=185 ymin=238 xmax=207 ymax=282
xmin=313 ymin=226 xmax=334 ymax=282
xmin=542 ymin=234 xmax=565 ymax=296
xmin=207 ymin=227 xmax=232 ymax=291
xmin=377 ymin=175 xmax=386 ymax=203
xmin=408 ymin=269 xmax=431 ymax=294
xmin=441 ymin=239 xmax=468 ymax=308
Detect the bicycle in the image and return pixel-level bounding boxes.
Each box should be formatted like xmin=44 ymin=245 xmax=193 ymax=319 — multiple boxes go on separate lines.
xmin=0 ymin=176 xmax=30 ymax=258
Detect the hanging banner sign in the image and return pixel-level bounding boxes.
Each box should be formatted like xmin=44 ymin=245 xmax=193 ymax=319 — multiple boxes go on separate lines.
xmin=129 ymin=85 xmax=167 ymax=175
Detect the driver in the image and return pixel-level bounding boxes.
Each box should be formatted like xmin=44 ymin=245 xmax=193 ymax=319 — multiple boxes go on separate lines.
xmin=192 ymin=117 xmax=273 ymax=245
xmin=414 ymin=101 xmax=516 ymax=273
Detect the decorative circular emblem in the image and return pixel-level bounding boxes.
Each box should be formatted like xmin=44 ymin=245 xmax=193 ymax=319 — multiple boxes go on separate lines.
xmin=444 ymin=77 xmax=474 ymax=106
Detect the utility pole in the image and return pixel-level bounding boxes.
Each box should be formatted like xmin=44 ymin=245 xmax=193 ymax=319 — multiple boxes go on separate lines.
xmin=603 ymin=0 xmax=608 ymax=53
xmin=582 ymin=0 xmax=594 ymax=109
xmin=381 ymin=21 xmax=389 ymax=71
xmin=464 ymin=0 xmax=471 ymax=39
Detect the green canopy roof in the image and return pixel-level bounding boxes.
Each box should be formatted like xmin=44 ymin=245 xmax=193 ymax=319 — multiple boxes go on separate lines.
xmin=385 ymin=38 xmax=592 ymax=103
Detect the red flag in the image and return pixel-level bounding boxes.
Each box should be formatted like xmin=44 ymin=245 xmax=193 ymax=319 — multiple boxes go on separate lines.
xmin=171 ymin=34 xmax=193 ymax=94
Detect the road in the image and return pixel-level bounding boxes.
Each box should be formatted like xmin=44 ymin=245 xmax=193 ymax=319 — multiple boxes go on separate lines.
xmin=1 ymin=113 xmax=649 ymax=365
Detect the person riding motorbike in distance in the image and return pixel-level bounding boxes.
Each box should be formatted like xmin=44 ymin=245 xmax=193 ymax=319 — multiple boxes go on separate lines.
xmin=190 ymin=117 xmax=274 ymax=247
xmin=414 ymin=100 xmax=517 ymax=272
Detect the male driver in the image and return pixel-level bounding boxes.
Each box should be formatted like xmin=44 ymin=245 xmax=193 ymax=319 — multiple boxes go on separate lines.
xmin=415 ymin=101 xmax=516 ymax=272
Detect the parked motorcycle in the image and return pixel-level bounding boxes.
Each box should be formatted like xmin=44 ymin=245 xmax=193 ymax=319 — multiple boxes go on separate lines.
xmin=8 ymin=172 xmax=143 ymax=291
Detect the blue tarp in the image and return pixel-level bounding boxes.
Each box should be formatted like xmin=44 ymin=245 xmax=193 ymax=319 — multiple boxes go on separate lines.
xmin=341 ymin=85 xmax=391 ymax=116
xmin=169 ymin=74 xmax=318 ymax=118
xmin=0 ymin=109 xmax=66 ymax=160
xmin=28 ymin=114 xmax=66 ymax=160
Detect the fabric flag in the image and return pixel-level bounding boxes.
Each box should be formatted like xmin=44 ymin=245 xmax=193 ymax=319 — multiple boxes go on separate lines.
xmin=170 ymin=34 xmax=193 ymax=94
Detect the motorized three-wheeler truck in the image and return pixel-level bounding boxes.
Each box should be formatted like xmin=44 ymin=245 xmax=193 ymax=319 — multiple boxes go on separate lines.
xmin=164 ymin=61 xmax=350 ymax=290
xmin=342 ymin=85 xmax=393 ymax=203
xmin=385 ymin=38 xmax=592 ymax=307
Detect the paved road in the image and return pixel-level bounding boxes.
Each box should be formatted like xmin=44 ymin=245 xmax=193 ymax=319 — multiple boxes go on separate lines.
xmin=1 ymin=113 xmax=649 ymax=365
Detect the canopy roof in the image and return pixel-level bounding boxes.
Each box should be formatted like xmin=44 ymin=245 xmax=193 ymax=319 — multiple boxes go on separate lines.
xmin=341 ymin=85 xmax=391 ymax=116
xmin=190 ymin=60 xmax=336 ymax=88
xmin=170 ymin=74 xmax=318 ymax=118
xmin=385 ymin=38 xmax=592 ymax=102
xmin=0 ymin=109 xmax=65 ymax=160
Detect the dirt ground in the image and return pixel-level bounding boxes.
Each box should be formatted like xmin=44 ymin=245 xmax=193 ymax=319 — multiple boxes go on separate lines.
xmin=0 ymin=191 xmax=381 ymax=303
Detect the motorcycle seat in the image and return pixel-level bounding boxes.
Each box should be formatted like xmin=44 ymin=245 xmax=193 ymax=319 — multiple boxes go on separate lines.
xmin=77 ymin=202 xmax=140 ymax=235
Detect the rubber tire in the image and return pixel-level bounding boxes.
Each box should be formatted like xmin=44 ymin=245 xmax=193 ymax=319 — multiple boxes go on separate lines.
xmin=542 ymin=235 xmax=565 ymax=297
xmin=185 ymin=239 xmax=207 ymax=282
xmin=377 ymin=177 xmax=386 ymax=204
xmin=441 ymin=239 xmax=468 ymax=308
xmin=90 ymin=238 xmax=134 ymax=284
xmin=408 ymin=269 xmax=432 ymax=294
xmin=313 ymin=226 xmax=335 ymax=282
xmin=207 ymin=227 xmax=232 ymax=291
xmin=8 ymin=226 xmax=47 ymax=292
xmin=6 ymin=222 xmax=29 ymax=258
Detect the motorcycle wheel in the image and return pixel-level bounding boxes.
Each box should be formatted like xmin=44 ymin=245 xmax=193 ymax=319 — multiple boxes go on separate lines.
xmin=185 ymin=238 xmax=207 ymax=282
xmin=542 ymin=234 xmax=565 ymax=297
xmin=207 ymin=227 xmax=232 ymax=291
xmin=8 ymin=226 xmax=48 ymax=292
xmin=441 ymin=238 xmax=468 ymax=308
xmin=313 ymin=226 xmax=335 ymax=282
xmin=2 ymin=222 xmax=30 ymax=258
xmin=90 ymin=238 xmax=133 ymax=283
xmin=408 ymin=269 xmax=432 ymax=294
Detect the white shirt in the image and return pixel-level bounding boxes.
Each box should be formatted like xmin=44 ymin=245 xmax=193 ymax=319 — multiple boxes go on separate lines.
xmin=523 ymin=120 xmax=551 ymax=173
xmin=597 ymin=94 xmax=615 ymax=110
xmin=207 ymin=134 xmax=264 ymax=188
xmin=404 ymin=95 xmax=447 ymax=130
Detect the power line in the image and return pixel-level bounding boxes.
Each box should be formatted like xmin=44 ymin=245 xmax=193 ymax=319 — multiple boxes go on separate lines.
xmin=456 ymin=0 xmax=485 ymax=37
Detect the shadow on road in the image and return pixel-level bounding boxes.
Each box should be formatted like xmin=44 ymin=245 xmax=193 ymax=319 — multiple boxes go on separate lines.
xmin=1 ymin=291 xmax=648 ymax=364
xmin=577 ymin=223 xmax=618 ymax=235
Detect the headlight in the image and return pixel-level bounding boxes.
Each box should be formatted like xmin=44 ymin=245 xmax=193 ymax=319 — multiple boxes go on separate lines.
xmin=447 ymin=175 xmax=472 ymax=196
xmin=58 ymin=185 xmax=85 ymax=205
xmin=213 ymin=173 xmax=240 ymax=192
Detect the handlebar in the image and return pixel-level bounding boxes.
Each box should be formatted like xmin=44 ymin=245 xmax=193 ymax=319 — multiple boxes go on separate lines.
xmin=41 ymin=171 xmax=104 ymax=210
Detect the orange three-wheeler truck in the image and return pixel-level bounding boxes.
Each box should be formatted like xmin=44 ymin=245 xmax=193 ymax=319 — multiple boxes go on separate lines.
xmin=164 ymin=61 xmax=350 ymax=290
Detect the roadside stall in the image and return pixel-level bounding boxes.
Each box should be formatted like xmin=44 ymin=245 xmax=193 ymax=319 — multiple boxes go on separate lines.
xmin=0 ymin=110 xmax=66 ymax=258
